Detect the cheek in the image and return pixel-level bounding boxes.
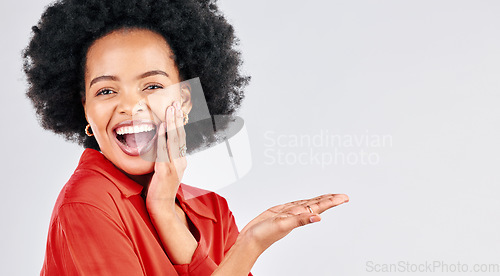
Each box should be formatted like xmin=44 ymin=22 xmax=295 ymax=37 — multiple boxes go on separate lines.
xmin=86 ymin=102 xmax=114 ymax=142
xmin=146 ymin=88 xmax=180 ymax=121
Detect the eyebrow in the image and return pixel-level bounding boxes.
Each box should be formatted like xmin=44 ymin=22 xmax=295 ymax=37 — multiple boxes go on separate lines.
xmin=139 ymin=70 xmax=169 ymax=79
xmin=89 ymin=75 xmax=118 ymax=88
xmin=89 ymin=70 xmax=169 ymax=88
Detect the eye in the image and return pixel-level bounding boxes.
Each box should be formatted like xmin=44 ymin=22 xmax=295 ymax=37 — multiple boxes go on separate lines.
xmin=96 ymin=88 xmax=116 ymax=96
xmin=144 ymin=84 xmax=164 ymax=91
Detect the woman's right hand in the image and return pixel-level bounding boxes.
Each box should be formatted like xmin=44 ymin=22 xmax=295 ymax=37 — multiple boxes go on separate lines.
xmin=240 ymin=193 xmax=349 ymax=254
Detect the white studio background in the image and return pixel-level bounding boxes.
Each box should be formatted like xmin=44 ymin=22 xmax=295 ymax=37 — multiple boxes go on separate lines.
xmin=1 ymin=0 xmax=500 ymax=275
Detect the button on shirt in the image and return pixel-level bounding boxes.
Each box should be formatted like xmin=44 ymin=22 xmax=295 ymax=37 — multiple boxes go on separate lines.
xmin=41 ymin=149 xmax=252 ymax=275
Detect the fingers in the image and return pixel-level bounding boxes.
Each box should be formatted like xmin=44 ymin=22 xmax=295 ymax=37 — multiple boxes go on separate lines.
xmin=304 ymin=194 xmax=349 ymax=214
xmin=242 ymin=193 xmax=349 ymax=253
xmin=309 ymin=194 xmax=349 ymax=214
xmin=156 ymin=101 xmax=187 ymax=182
xmin=282 ymin=194 xmax=349 ymax=215
xmin=276 ymin=194 xmax=349 ymax=231
xmin=165 ymin=102 xmax=187 ymax=161
xmin=174 ymin=101 xmax=186 ymax=147
xmin=165 ymin=105 xmax=179 ymax=162
xmin=173 ymin=102 xmax=187 ymax=164
xmin=275 ymin=212 xmax=322 ymax=233
xmin=156 ymin=120 xmax=169 ymax=163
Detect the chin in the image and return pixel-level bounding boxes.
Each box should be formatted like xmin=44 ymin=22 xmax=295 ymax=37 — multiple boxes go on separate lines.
xmin=100 ymin=145 xmax=156 ymax=176
xmin=118 ymin=157 xmax=155 ymax=176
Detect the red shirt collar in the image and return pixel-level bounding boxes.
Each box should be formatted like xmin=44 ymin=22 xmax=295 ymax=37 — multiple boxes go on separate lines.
xmin=77 ymin=149 xmax=217 ymax=222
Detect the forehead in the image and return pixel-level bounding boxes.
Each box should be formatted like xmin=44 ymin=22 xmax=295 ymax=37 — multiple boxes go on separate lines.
xmin=85 ymin=28 xmax=176 ymax=80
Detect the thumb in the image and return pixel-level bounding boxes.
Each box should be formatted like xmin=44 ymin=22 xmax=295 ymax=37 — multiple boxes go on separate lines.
xmin=280 ymin=213 xmax=322 ymax=230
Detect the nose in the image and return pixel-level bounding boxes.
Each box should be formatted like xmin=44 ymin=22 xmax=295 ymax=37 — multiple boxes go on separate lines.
xmin=117 ymin=90 xmax=146 ymax=116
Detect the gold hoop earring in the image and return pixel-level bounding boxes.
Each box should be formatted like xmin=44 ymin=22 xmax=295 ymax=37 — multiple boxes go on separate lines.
xmin=182 ymin=111 xmax=189 ymax=125
xmin=85 ymin=124 xmax=94 ymax=137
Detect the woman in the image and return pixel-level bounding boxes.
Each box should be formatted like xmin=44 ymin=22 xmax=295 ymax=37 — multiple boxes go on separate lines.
xmin=24 ymin=0 xmax=349 ymax=275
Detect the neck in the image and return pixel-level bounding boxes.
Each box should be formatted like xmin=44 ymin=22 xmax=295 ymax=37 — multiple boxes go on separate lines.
xmin=111 ymin=162 xmax=154 ymax=187
xmin=126 ymin=172 xmax=154 ymax=187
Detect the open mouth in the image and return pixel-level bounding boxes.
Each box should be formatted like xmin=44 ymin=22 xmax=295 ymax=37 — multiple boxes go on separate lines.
xmin=113 ymin=120 xmax=158 ymax=156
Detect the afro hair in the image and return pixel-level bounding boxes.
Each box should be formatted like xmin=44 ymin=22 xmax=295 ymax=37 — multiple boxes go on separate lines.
xmin=23 ymin=0 xmax=250 ymax=154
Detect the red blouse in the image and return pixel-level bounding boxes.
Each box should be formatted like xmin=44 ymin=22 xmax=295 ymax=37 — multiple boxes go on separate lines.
xmin=41 ymin=149 xmax=251 ymax=275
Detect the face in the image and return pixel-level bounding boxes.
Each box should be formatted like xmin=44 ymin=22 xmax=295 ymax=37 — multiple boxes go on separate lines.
xmin=83 ymin=28 xmax=191 ymax=176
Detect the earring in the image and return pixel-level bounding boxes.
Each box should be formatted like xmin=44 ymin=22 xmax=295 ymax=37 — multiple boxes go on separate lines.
xmin=85 ymin=124 xmax=94 ymax=137
xmin=182 ymin=111 xmax=189 ymax=125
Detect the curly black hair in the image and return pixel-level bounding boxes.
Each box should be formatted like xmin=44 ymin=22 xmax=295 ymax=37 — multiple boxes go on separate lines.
xmin=23 ymin=0 xmax=249 ymax=153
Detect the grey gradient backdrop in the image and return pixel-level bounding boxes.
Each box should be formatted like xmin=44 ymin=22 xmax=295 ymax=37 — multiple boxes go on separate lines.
xmin=2 ymin=0 xmax=500 ymax=275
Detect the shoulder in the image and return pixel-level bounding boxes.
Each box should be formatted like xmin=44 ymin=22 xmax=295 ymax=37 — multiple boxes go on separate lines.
xmin=57 ymin=169 xmax=120 ymax=206
xmin=51 ymin=149 xmax=142 ymax=217
xmin=49 ymin=168 xmax=123 ymax=224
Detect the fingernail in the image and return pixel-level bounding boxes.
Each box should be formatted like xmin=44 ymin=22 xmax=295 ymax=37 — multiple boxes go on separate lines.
xmin=310 ymin=215 xmax=321 ymax=223
xmin=169 ymin=106 xmax=174 ymax=114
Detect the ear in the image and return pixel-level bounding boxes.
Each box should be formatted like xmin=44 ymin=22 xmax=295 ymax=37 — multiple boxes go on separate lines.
xmin=180 ymin=82 xmax=192 ymax=114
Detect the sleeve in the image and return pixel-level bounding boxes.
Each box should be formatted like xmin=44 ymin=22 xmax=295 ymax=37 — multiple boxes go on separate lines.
xmin=172 ymin=195 xmax=253 ymax=276
xmin=171 ymin=241 xmax=218 ymax=275
xmin=41 ymin=203 xmax=144 ymax=276
xmin=171 ymin=198 xmax=218 ymax=275
xmin=223 ymin=205 xmax=254 ymax=276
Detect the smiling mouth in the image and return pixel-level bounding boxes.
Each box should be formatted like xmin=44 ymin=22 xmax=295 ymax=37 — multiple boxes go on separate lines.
xmin=113 ymin=121 xmax=158 ymax=156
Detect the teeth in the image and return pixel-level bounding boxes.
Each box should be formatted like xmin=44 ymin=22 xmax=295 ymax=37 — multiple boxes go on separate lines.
xmin=116 ymin=124 xmax=154 ymax=135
